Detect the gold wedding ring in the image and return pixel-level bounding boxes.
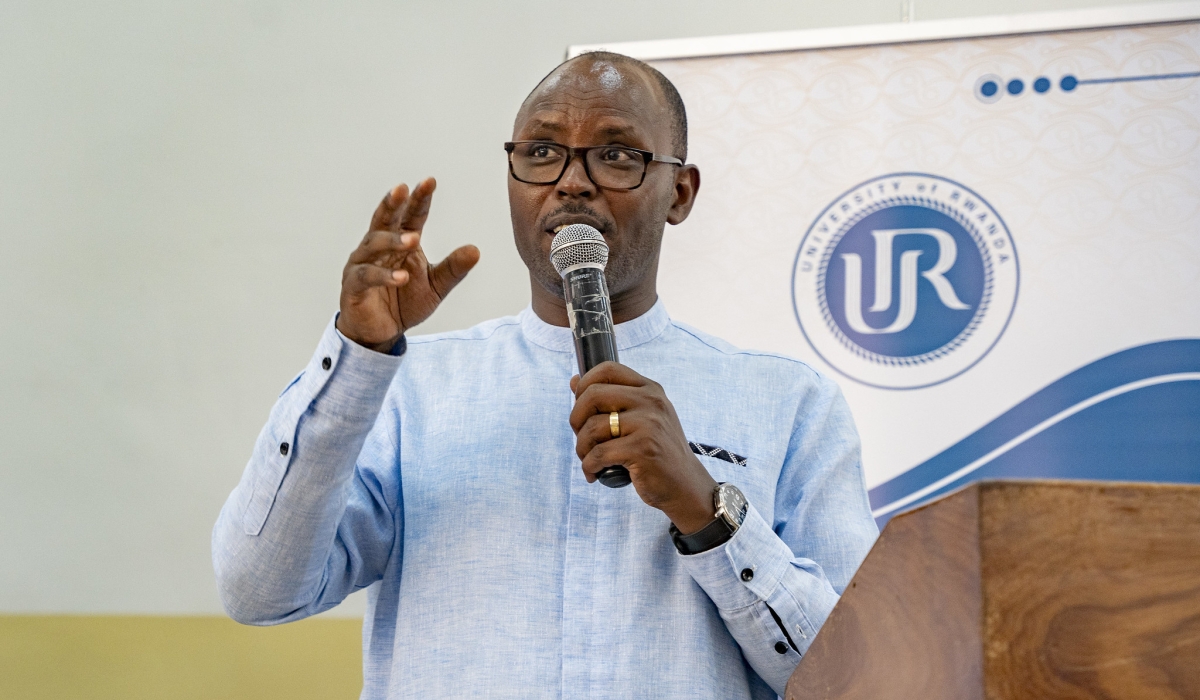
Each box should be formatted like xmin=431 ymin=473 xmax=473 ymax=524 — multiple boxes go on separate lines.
xmin=609 ymin=411 xmax=621 ymax=438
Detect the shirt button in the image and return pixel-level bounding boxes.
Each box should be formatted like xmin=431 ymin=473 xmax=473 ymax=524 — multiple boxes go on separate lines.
xmin=279 ymin=442 xmax=289 ymax=456
xmin=740 ymin=568 xmax=754 ymax=582
xmin=322 ymin=356 xmax=332 ymax=370
xmin=774 ymin=641 xmax=789 ymax=655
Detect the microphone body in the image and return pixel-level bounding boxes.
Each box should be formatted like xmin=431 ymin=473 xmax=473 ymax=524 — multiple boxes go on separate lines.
xmin=551 ymin=225 xmax=631 ymax=489
xmin=562 ymin=266 xmax=619 ymax=376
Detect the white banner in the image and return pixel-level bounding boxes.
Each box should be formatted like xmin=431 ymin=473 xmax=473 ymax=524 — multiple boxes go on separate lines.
xmin=621 ymin=12 xmax=1200 ymax=523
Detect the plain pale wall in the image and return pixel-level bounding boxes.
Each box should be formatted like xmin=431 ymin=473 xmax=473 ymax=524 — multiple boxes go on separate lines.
xmin=0 ymin=0 xmax=1163 ymax=617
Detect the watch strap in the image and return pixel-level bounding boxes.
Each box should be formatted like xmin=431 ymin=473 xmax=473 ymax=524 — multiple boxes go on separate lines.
xmin=670 ymin=515 xmax=737 ymax=555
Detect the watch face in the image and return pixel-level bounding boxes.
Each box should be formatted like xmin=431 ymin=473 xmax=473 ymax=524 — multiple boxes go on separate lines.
xmin=717 ymin=483 xmax=748 ymax=527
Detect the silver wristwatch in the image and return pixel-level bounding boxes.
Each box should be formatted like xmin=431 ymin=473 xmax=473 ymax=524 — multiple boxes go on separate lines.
xmin=670 ymin=483 xmax=748 ymax=555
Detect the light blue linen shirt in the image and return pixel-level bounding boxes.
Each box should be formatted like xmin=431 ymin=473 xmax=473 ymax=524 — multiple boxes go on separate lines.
xmin=213 ymin=300 xmax=877 ymax=699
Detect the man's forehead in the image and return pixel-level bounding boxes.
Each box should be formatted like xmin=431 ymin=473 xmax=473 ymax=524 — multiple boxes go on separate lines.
xmin=523 ymin=114 xmax=644 ymax=136
xmin=517 ymin=58 xmax=666 ymax=129
xmin=538 ymin=58 xmax=646 ymax=95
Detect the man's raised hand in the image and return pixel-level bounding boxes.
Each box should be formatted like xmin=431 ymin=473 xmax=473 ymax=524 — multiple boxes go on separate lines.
xmin=337 ymin=178 xmax=480 ymax=352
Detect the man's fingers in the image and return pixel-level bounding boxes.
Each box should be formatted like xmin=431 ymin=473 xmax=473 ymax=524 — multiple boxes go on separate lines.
xmin=428 ymin=244 xmax=480 ymax=300
xmin=368 ymin=184 xmax=409 ymax=233
xmin=575 ymin=411 xmax=632 ymax=459
xmin=574 ymin=361 xmax=648 ymax=397
xmin=568 ymin=383 xmax=636 ymax=432
xmin=365 ymin=178 xmax=432 ymax=234
xmin=349 ymin=230 xmax=421 ymax=264
xmin=396 ymin=177 xmax=436 ymax=232
xmin=343 ymin=263 xmax=410 ymax=295
xmin=580 ymin=438 xmax=632 ymax=482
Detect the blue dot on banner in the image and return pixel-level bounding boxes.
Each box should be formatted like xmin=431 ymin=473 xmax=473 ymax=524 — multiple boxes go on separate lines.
xmin=980 ymin=80 xmax=998 ymax=97
xmin=1061 ymin=75 xmax=1078 ymax=91
xmin=1007 ymin=78 xmax=1024 ymax=95
xmin=1033 ymin=77 xmax=1051 ymax=93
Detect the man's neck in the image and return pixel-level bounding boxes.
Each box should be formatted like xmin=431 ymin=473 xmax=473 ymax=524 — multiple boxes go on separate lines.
xmin=530 ymin=278 xmax=658 ymax=328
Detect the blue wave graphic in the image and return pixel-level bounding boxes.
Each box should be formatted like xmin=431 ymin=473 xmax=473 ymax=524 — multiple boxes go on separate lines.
xmin=869 ymin=340 xmax=1200 ymax=527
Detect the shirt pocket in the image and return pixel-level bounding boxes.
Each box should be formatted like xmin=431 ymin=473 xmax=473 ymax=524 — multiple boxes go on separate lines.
xmin=688 ymin=441 xmax=749 ymax=466
xmin=689 ymin=440 xmax=751 ymax=483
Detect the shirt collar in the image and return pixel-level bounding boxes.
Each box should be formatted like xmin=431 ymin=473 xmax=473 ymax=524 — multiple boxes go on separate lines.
xmin=519 ymin=298 xmax=671 ymax=354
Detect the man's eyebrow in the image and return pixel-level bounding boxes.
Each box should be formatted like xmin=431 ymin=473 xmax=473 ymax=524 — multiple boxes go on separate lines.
xmin=522 ymin=117 xmax=646 ymax=141
xmin=525 ymin=118 xmax=565 ymax=132
xmin=597 ymin=125 xmax=641 ymax=138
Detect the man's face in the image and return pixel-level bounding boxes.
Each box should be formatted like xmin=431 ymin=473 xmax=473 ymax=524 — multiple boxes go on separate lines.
xmin=508 ymin=59 xmax=683 ymax=300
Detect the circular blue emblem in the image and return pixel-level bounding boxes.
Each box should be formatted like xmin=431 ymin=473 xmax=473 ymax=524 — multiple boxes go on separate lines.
xmin=793 ymin=173 xmax=1019 ymax=389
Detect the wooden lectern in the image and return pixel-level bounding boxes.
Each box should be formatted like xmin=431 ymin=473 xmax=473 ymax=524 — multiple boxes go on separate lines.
xmin=785 ymin=480 xmax=1200 ymax=699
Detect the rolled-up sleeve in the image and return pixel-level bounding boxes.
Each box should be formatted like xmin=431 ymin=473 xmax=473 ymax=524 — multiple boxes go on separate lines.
xmin=680 ymin=371 xmax=878 ymax=695
xmin=212 ymin=314 xmax=404 ymax=625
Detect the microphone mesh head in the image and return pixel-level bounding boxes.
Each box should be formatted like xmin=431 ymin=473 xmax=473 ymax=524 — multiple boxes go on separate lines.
xmin=550 ymin=224 xmax=609 ymax=276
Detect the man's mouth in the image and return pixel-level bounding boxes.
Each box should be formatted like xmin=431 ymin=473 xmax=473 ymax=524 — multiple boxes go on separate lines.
xmin=546 ymin=218 xmax=608 ymax=236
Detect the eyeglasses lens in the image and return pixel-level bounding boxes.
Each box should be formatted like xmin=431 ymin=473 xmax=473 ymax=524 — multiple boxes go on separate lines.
xmin=511 ymin=143 xmax=644 ymax=189
xmin=587 ymin=147 xmax=643 ymax=189
xmin=511 ymin=143 xmax=567 ymax=184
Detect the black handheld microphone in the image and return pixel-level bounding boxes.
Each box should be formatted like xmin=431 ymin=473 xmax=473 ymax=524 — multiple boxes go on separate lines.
xmin=550 ymin=224 xmax=631 ymax=489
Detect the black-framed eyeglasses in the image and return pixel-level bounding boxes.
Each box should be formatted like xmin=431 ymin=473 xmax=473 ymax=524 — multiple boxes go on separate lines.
xmin=504 ymin=141 xmax=683 ymax=191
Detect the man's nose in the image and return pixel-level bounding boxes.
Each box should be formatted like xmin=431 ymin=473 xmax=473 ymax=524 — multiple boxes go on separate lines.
xmin=556 ymin=155 xmax=596 ymax=199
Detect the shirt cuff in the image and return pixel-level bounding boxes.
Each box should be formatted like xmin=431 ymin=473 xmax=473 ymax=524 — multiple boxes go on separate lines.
xmin=309 ymin=316 xmax=406 ymax=420
xmin=241 ymin=314 xmax=403 ymax=536
xmin=677 ymin=502 xmax=798 ymax=612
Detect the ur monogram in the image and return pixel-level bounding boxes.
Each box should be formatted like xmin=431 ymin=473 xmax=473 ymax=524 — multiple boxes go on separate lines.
xmin=792 ymin=173 xmax=1019 ymax=390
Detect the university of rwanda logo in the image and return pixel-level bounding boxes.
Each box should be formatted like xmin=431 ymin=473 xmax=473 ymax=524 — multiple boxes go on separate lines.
xmin=792 ymin=173 xmax=1019 ymax=389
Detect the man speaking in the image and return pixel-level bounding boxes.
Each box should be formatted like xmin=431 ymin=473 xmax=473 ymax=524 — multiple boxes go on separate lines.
xmin=213 ymin=51 xmax=877 ymax=699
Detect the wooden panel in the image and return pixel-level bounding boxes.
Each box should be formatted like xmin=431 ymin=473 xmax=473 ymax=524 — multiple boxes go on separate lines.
xmin=0 ymin=615 xmax=362 ymax=700
xmin=979 ymin=481 xmax=1200 ymax=700
xmin=787 ymin=484 xmax=984 ymax=700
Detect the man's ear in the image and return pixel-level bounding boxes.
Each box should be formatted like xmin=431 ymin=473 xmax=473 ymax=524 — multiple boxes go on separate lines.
xmin=666 ymin=164 xmax=701 ymax=226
